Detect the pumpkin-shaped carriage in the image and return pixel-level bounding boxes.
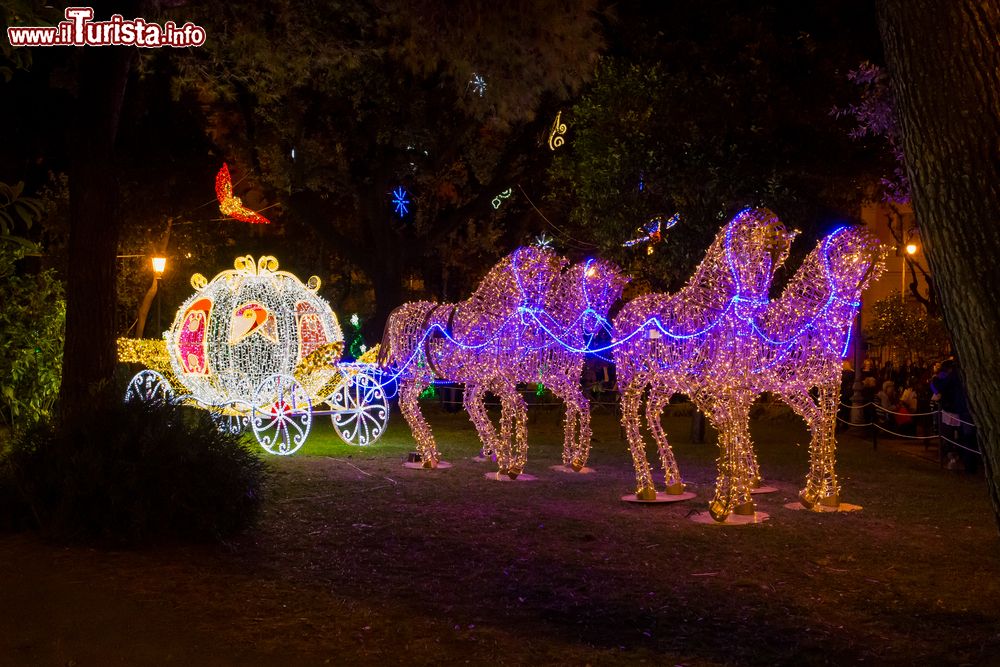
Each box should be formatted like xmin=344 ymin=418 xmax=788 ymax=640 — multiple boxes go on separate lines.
xmin=123 ymin=255 xmax=390 ymax=454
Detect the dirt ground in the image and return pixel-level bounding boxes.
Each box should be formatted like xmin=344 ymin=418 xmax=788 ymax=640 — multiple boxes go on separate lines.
xmin=2 ymin=407 xmax=999 ymax=666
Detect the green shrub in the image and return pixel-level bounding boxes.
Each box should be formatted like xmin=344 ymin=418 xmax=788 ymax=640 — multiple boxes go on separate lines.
xmin=2 ymin=400 xmax=266 ymax=544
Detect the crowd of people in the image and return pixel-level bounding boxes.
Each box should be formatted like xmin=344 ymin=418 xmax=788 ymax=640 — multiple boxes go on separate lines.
xmin=839 ymin=357 xmax=979 ymax=473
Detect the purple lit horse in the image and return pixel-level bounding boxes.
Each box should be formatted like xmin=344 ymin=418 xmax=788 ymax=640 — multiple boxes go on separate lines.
xmin=612 ymin=208 xmax=796 ymax=519
xmin=380 ymin=246 xmax=627 ymax=476
xmin=749 ymin=225 xmax=885 ymax=509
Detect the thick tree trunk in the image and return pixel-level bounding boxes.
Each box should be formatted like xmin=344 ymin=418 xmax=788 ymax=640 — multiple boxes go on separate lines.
xmin=878 ymin=0 xmax=1000 ymax=531
xmin=60 ymin=45 xmax=134 ymax=421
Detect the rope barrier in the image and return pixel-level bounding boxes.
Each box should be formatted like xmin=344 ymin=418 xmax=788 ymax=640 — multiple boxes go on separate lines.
xmin=834 ymin=400 xmax=982 ymax=459
xmin=938 ymin=434 xmax=983 ymax=456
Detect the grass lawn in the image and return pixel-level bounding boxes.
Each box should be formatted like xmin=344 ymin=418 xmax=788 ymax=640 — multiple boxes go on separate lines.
xmin=2 ymin=400 xmax=999 ymax=665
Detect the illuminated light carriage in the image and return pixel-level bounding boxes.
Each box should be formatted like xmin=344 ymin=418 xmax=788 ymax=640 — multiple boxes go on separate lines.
xmin=123 ymin=207 xmax=884 ymax=523
xmin=125 ymin=255 xmax=390 ymax=454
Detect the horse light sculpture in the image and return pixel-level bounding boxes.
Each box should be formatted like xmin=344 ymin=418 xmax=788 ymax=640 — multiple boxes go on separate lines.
xmin=380 ymin=246 xmax=627 ymax=476
xmin=752 ymin=226 xmax=885 ymax=510
xmin=616 ymin=209 xmax=885 ymax=523
xmin=613 ymin=208 xmax=796 ymax=516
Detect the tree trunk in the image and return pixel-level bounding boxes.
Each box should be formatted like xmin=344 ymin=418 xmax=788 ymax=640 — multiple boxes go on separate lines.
xmin=878 ymin=0 xmax=1000 ymax=531
xmin=59 ymin=44 xmax=134 ymax=421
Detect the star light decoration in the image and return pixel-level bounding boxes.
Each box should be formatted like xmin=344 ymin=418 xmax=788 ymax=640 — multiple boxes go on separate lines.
xmin=623 ymin=212 xmax=682 ymax=255
xmin=379 ymin=246 xmax=628 ymax=475
xmin=391 ymin=187 xmax=410 ymax=217
xmin=613 ymin=208 xmax=885 ymax=522
xmin=469 ymin=72 xmax=487 ymax=97
xmin=215 ymin=163 xmax=271 ymax=224
xmin=533 ymin=233 xmax=553 ymax=249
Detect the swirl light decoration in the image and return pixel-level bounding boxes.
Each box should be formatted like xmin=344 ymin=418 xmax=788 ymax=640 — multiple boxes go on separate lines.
xmin=379 ymin=246 xmax=628 ymax=476
xmin=548 ymin=111 xmax=567 ymax=150
xmin=614 ymin=209 xmax=885 ymax=522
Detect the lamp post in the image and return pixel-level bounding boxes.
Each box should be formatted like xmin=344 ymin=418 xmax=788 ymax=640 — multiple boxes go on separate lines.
xmin=152 ymin=256 xmax=166 ymax=336
xmin=900 ymin=242 xmax=917 ymax=302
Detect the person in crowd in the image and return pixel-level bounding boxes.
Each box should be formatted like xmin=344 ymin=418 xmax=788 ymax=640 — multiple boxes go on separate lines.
xmin=862 ymin=375 xmax=878 ymax=425
xmin=895 ymin=377 xmax=918 ymax=435
xmin=861 ymin=358 xmax=876 ymax=384
xmin=837 ymin=360 xmax=854 ymax=431
xmin=876 ymin=379 xmax=899 ymax=429
xmin=931 ymin=360 xmax=979 ymax=473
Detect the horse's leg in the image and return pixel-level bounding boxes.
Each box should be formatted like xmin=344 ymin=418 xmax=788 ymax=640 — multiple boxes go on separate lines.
xmin=549 ymin=375 xmax=591 ymax=470
xmin=569 ymin=379 xmax=592 ymax=471
xmin=496 ymin=381 xmax=529 ymax=478
xmin=645 ymin=385 xmax=685 ymax=494
xmin=622 ymin=379 xmax=657 ymax=500
xmin=399 ymin=376 xmax=440 ymax=467
xmin=791 ymin=384 xmax=841 ymax=509
xmin=700 ymin=392 xmax=755 ymax=522
xmin=464 ymin=382 xmax=499 ymax=459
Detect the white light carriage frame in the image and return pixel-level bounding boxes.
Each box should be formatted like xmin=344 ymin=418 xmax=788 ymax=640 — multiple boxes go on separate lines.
xmin=126 ymin=255 xmax=391 ymax=455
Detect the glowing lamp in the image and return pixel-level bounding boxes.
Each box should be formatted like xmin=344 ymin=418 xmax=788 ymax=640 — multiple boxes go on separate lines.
xmin=151 ymin=256 xmax=167 ymax=276
xmin=905 ymin=243 xmax=918 ymax=255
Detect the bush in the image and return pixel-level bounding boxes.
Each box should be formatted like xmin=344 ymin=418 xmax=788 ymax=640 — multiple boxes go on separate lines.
xmin=2 ymin=400 xmax=266 ymax=544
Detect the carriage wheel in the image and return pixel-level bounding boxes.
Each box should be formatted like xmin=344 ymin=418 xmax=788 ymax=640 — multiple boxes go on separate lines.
xmin=251 ymin=374 xmax=311 ymax=456
xmin=211 ymin=400 xmax=251 ymax=436
xmin=124 ymin=370 xmax=175 ymax=405
xmin=328 ymin=367 xmax=390 ymax=446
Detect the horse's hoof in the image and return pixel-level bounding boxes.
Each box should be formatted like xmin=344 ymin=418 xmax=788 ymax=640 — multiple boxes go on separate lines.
xmin=636 ymin=487 xmax=658 ymax=501
xmin=798 ymin=489 xmax=817 ymax=509
xmin=422 ymin=459 xmax=438 ymax=469
xmin=571 ymin=459 xmax=584 ymax=472
xmin=664 ymin=482 xmax=686 ymax=495
xmin=709 ymin=500 xmax=729 ymax=522
xmin=507 ymin=469 xmax=521 ymax=480
xmin=734 ymin=500 xmax=756 ymax=516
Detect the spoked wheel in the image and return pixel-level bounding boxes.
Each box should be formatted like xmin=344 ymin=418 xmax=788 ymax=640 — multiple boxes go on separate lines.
xmin=328 ymin=366 xmax=390 ymax=446
xmin=251 ymin=374 xmax=312 ymax=455
xmin=124 ymin=370 xmax=175 ymax=405
xmin=210 ymin=400 xmax=251 ymax=436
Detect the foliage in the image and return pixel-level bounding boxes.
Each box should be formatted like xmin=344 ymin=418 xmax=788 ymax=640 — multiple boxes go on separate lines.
xmin=864 ymin=292 xmax=951 ymax=362
xmin=832 ymin=62 xmax=911 ymax=203
xmin=548 ymin=4 xmax=883 ymax=292
xmin=0 ymin=181 xmax=45 ymax=238
xmin=168 ymin=0 xmax=606 ymax=327
xmin=2 ymin=400 xmax=266 ymax=544
xmin=0 ymin=263 xmax=64 ymax=434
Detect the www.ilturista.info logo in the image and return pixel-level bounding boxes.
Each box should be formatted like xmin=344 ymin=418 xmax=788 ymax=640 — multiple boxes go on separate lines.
xmin=7 ymin=7 xmax=206 ymax=48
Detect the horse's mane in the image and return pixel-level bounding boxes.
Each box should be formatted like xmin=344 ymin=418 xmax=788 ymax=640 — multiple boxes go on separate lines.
xmin=758 ymin=240 xmax=828 ymax=335
xmin=759 ymin=227 xmax=879 ymax=337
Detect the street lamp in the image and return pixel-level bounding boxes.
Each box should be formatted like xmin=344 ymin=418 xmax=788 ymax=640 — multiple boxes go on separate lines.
xmin=900 ymin=243 xmax=917 ymax=302
xmin=152 ymin=256 xmax=166 ymax=335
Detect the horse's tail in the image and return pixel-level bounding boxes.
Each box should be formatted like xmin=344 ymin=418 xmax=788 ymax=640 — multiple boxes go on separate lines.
xmin=377 ymin=301 xmax=438 ymax=369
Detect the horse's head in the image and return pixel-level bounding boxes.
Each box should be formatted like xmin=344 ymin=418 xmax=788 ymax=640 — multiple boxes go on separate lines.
xmin=820 ymin=226 xmax=887 ymax=300
xmin=723 ymin=207 xmax=797 ymax=301
xmin=507 ymin=246 xmax=567 ymax=308
xmin=558 ymin=257 xmax=630 ymax=335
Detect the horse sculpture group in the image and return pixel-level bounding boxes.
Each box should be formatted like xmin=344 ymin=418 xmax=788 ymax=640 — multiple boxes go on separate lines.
xmin=379 ymin=207 xmax=885 ymax=522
